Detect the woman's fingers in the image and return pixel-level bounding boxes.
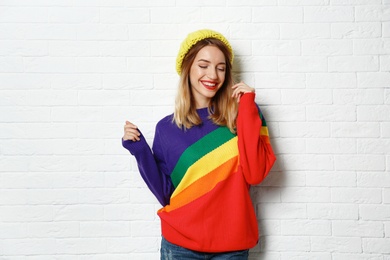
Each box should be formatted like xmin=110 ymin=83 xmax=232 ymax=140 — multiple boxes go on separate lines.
xmin=123 ymin=121 xmax=141 ymax=141
xmin=231 ymin=82 xmax=255 ymax=101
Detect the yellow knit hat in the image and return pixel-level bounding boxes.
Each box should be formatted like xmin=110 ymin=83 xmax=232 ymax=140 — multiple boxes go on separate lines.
xmin=176 ymin=29 xmax=234 ymax=75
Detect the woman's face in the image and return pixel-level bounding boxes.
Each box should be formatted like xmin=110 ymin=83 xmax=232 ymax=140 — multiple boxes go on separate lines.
xmin=189 ymin=45 xmax=226 ymax=108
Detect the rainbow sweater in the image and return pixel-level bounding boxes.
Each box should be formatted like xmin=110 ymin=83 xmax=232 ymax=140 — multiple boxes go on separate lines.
xmin=122 ymin=93 xmax=276 ymax=252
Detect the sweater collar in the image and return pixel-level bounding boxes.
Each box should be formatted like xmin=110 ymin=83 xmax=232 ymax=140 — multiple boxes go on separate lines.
xmin=197 ymin=107 xmax=210 ymax=119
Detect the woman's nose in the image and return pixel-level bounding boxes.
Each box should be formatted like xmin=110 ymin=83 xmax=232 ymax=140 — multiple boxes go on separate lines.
xmin=207 ymin=68 xmax=218 ymax=79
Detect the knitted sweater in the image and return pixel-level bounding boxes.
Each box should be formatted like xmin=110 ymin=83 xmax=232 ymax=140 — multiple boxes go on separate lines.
xmin=122 ymin=93 xmax=276 ymax=252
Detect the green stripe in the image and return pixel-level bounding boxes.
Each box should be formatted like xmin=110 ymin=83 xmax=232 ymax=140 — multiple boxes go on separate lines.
xmin=260 ymin=112 xmax=267 ymax=127
xmin=258 ymin=107 xmax=267 ymax=127
xmin=170 ymin=127 xmax=235 ymax=188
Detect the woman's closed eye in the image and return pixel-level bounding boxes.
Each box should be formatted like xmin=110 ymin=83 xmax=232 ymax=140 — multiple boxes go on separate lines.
xmin=198 ymin=65 xmax=225 ymax=72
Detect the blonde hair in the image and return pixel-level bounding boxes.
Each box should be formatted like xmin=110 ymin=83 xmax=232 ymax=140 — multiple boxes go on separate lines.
xmin=173 ymin=38 xmax=238 ymax=133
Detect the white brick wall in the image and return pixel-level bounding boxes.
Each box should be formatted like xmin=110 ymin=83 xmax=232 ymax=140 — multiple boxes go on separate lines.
xmin=0 ymin=0 xmax=388 ymax=259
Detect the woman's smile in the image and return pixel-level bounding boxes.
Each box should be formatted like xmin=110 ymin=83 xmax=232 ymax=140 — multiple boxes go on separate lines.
xmin=200 ymin=80 xmax=219 ymax=90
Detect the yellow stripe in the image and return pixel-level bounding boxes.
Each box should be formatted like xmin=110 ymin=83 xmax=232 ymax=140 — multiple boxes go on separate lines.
xmin=171 ymin=136 xmax=238 ymax=198
xmin=261 ymin=126 xmax=269 ymax=136
xmin=162 ymin=157 xmax=238 ymax=213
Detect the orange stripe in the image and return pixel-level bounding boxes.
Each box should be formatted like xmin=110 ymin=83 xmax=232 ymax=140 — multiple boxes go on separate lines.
xmin=261 ymin=126 xmax=271 ymax=144
xmin=262 ymin=135 xmax=271 ymax=144
xmin=161 ymin=156 xmax=239 ymax=213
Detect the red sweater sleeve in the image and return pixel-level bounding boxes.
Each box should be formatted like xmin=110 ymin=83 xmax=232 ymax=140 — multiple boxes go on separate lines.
xmin=236 ymin=92 xmax=276 ymax=185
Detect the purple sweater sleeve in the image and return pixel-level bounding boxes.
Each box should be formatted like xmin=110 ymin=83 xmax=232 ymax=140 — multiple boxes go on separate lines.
xmin=122 ymin=131 xmax=174 ymax=206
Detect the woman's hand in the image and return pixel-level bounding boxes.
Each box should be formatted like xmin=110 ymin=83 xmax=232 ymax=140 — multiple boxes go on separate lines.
xmin=232 ymin=82 xmax=255 ymax=103
xmin=123 ymin=121 xmax=141 ymax=142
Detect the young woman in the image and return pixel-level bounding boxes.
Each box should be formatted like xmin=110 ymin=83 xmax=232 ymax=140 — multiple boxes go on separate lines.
xmin=122 ymin=29 xmax=276 ymax=260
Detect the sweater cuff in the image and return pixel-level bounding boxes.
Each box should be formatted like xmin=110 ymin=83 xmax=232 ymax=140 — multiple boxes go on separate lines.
xmin=122 ymin=135 xmax=149 ymax=156
xmin=239 ymin=92 xmax=256 ymax=110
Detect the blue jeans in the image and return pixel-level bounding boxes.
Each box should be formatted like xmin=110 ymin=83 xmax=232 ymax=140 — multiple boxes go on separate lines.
xmin=160 ymin=237 xmax=249 ymax=260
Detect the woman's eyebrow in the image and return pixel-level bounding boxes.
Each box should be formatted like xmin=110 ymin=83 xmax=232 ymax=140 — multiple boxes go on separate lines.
xmin=197 ymin=59 xmax=226 ymax=65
